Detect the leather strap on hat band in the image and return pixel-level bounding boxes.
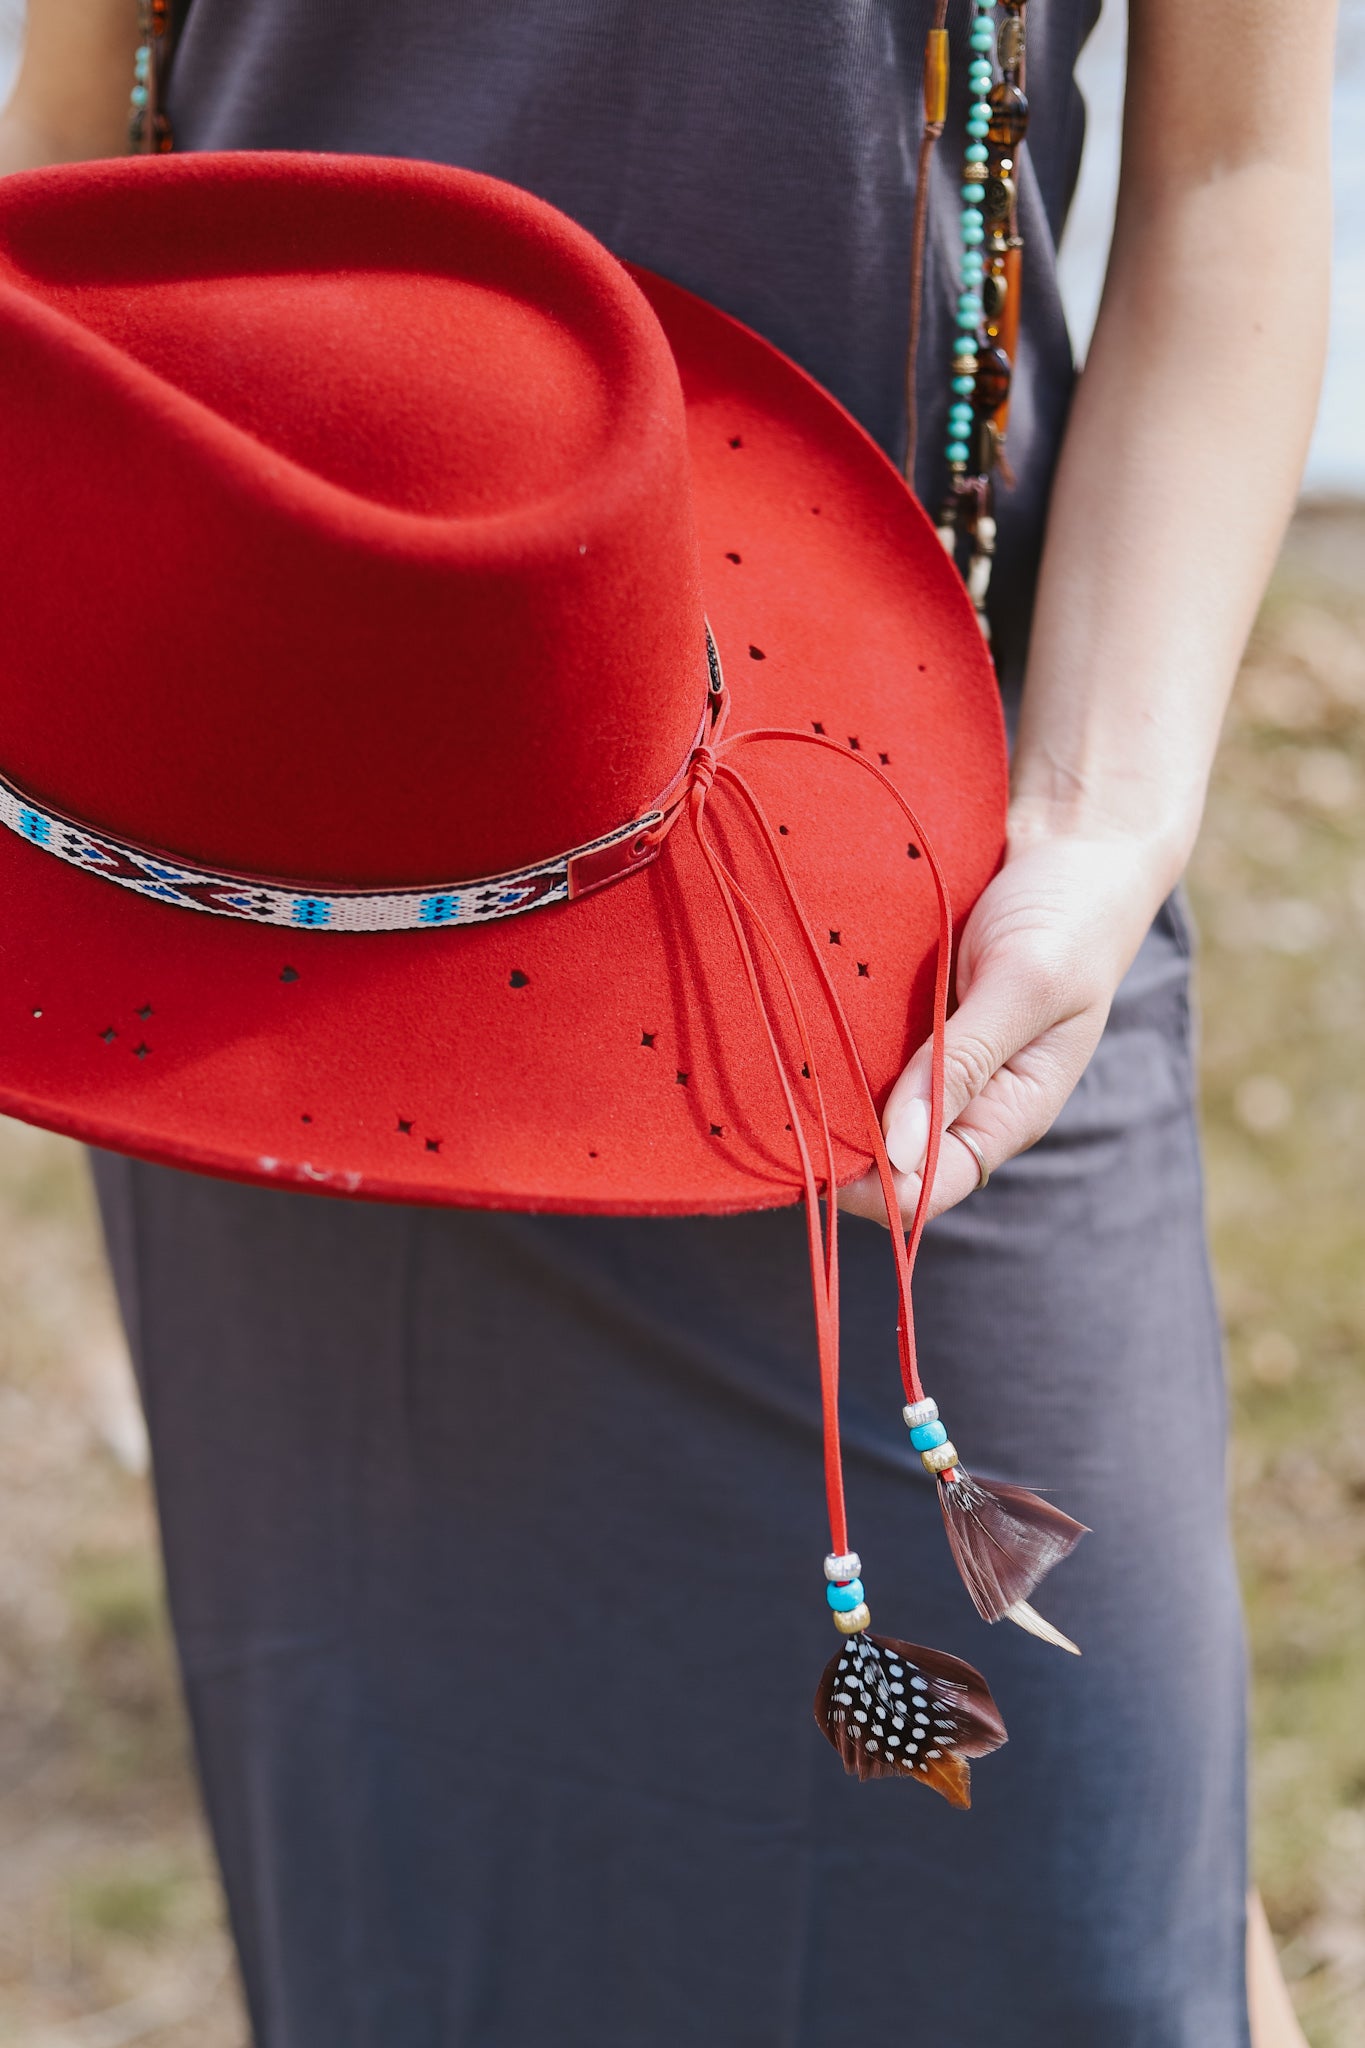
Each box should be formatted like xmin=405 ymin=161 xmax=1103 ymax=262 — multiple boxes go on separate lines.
xmin=0 ymin=630 xmax=726 ymax=933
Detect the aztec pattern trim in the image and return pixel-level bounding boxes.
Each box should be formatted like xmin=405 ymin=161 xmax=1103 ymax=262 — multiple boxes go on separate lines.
xmin=0 ymin=771 xmax=659 ymax=930
xmin=0 ymin=637 xmax=723 ymax=934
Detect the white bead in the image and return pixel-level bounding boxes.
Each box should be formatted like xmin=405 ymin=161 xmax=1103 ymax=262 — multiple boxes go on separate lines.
xmin=902 ymin=1398 xmax=939 ymax=1430
xmin=824 ymin=1551 xmax=862 ymax=1583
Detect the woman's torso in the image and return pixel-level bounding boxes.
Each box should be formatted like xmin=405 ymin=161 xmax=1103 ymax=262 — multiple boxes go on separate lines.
xmin=167 ymin=0 xmax=1102 ymax=688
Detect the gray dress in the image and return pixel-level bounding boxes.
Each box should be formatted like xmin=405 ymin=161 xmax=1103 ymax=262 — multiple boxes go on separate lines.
xmin=93 ymin=5 xmax=1252 ymax=2043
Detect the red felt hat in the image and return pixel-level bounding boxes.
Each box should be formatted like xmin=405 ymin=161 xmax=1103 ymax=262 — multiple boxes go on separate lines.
xmin=0 ymin=150 xmax=1006 ymax=1216
xmin=0 ymin=152 xmax=1092 ymax=1792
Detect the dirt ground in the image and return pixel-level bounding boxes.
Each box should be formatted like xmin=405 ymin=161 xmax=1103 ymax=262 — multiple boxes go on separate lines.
xmin=1 ymin=503 xmax=1363 ymax=2045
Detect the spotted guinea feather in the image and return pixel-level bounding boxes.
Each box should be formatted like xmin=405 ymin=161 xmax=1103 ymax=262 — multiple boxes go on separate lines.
xmin=939 ymin=1470 xmax=1088 ymax=1647
xmin=814 ymin=1632 xmax=1007 ymax=1807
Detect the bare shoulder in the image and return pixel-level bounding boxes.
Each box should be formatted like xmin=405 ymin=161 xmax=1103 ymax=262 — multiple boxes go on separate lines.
xmin=1 ymin=0 xmax=140 ymax=172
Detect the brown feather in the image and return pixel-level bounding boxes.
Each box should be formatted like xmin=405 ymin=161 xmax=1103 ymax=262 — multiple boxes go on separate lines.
xmin=921 ymin=1751 xmax=972 ymax=1809
xmin=814 ymin=1629 xmax=1007 ymax=1804
xmin=939 ymin=1470 xmax=1087 ymax=1632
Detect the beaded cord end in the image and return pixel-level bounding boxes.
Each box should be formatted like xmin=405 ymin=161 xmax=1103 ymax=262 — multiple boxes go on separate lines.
xmin=813 ymin=1557 xmax=1008 ymax=1805
xmin=824 ymin=1554 xmax=871 ymax=1636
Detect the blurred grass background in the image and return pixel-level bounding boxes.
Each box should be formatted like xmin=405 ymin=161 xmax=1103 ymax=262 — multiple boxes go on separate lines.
xmin=1 ymin=504 xmax=1363 ymax=2044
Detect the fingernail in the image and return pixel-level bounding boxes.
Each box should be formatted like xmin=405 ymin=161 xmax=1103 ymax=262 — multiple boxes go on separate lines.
xmin=885 ymin=1097 xmax=929 ymax=1176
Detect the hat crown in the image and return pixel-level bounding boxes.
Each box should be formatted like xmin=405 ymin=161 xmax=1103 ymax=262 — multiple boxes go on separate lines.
xmin=0 ymin=154 xmax=709 ymax=885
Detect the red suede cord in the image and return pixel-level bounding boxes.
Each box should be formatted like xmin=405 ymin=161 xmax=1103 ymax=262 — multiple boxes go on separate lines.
xmin=687 ymin=709 xmax=954 ymax=1558
xmin=688 ymin=750 xmax=849 ymax=1554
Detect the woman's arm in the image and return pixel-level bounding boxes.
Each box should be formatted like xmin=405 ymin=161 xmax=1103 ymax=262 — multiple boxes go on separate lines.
xmin=842 ymin=0 xmax=1338 ymax=1221
xmin=0 ymin=0 xmax=138 ymax=173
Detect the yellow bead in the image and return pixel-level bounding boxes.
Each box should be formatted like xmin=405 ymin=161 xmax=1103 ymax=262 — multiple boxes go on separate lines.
xmin=922 ymin=28 xmax=949 ymax=126
xmin=922 ymin=1442 xmax=960 ymax=1474
xmin=833 ymin=1602 xmax=872 ymax=1635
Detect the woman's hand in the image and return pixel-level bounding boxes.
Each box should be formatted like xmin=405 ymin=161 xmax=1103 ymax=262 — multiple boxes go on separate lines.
xmin=836 ymin=821 xmax=1179 ymax=1228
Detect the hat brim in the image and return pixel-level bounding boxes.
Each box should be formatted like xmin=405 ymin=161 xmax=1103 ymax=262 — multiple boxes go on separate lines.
xmin=0 ymin=268 xmax=1006 ymax=1214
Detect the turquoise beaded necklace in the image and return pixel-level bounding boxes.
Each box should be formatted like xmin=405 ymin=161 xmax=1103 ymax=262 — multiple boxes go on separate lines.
xmin=129 ymin=0 xmax=174 ymax=154
xmin=929 ymin=0 xmax=1030 ymax=640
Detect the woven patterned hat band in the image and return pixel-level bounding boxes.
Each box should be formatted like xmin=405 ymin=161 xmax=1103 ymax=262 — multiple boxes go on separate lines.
xmin=0 ymin=633 xmax=725 ymax=934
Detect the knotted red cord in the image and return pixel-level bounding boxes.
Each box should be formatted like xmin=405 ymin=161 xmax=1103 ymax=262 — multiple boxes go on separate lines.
xmin=685 ymin=699 xmax=956 ymax=1559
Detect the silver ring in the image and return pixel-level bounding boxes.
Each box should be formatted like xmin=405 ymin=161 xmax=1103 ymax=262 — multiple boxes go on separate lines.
xmin=949 ymin=1125 xmax=990 ymax=1192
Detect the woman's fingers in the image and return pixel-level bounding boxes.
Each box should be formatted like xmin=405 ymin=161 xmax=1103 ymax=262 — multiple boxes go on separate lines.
xmin=836 ymin=1156 xmax=921 ymax=1226
xmin=836 ymin=939 xmax=1112 ymax=1229
xmin=923 ymin=1009 xmax=1108 ymax=1215
xmin=834 ymin=832 xmax=1173 ymax=1230
xmin=884 ymin=934 xmax=1095 ymax=1168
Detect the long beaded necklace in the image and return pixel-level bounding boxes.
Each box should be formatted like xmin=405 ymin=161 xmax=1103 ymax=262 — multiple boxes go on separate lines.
xmin=129 ymin=0 xmax=175 ymax=155
xmin=906 ymin=0 xmax=1030 ymax=644
xmin=942 ymin=0 xmax=1029 ymax=639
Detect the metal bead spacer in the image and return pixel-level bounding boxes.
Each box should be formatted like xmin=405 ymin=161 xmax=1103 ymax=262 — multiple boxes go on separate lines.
xmin=833 ymin=1602 xmax=872 ymax=1635
xmin=922 ymin=1441 xmax=960 ymax=1475
xmin=903 ymin=1398 xmax=939 ymax=1430
xmin=824 ymin=1551 xmax=862 ymax=1583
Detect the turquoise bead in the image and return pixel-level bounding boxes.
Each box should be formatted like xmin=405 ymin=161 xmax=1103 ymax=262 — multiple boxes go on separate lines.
xmin=972 ymin=99 xmax=993 ymax=120
xmin=827 ymin=1578 xmax=865 ymax=1611
xmin=961 ymin=207 xmax=983 ymax=230
xmin=961 ymin=223 xmax=984 ymax=246
xmin=957 ymin=299 xmax=981 ymax=324
xmin=961 ymin=256 xmax=984 ymax=278
xmin=971 ymin=22 xmax=995 ymax=50
xmin=956 ymin=329 xmax=979 ymax=352
xmin=966 ymin=142 xmax=989 ymax=162
xmin=952 ymin=375 xmax=975 ymax=396
xmin=134 ymin=47 xmax=150 ymax=74
xmin=911 ymin=1420 xmax=949 ymax=1452
xmin=130 ymin=84 xmax=148 ymax=106
xmin=946 ymin=439 xmax=970 ymax=464
xmin=969 ymin=63 xmax=993 ymax=89
xmin=967 ymin=117 xmax=990 ymax=139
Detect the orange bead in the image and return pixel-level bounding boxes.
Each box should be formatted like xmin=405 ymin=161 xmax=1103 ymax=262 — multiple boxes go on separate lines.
xmin=923 ymin=29 xmax=949 ymax=127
